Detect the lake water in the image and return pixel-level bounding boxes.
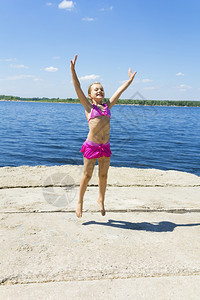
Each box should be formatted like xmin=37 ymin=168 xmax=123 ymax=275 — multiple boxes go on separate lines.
xmin=0 ymin=101 xmax=200 ymax=176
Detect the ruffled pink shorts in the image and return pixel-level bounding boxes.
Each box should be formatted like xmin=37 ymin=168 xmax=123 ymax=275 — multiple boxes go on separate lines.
xmin=81 ymin=139 xmax=112 ymax=159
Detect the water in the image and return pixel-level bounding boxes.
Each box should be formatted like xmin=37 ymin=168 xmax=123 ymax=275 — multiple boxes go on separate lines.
xmin=0 ymin=101 xmax=200 ymax=176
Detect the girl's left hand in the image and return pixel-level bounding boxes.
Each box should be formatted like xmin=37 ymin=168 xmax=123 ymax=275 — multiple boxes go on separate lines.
xmin=128 ymin=68 xmax=137 ymax=82
xmin=70 ymin=54 xmax=78 ymax=70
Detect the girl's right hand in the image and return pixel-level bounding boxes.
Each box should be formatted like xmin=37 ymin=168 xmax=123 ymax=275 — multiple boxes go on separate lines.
xmin=128 ymin=68 xmax=137 ymax=82
xmin=70 ymin=54 xmax=78 ymax=70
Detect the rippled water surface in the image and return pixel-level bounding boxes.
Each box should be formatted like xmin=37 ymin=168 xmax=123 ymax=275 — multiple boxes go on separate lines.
xmin=0 ymin=101 xmax=200 ymax=176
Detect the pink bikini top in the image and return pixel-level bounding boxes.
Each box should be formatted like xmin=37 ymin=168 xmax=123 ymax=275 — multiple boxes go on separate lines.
xmin=88 ymin=103 xmax=111 ymax=122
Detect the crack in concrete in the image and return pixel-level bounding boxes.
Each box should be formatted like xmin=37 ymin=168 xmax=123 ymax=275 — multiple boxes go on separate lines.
xmin=0 ymin=183 xmax=200 ymax=190
xmin=1 ymin=209 xmax=200 ymax=214
xmin=1 ymin=272 xmax=200 ymax=286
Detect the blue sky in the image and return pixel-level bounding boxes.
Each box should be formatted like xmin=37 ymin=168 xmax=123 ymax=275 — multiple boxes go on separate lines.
xmin=0 ymin=0 xmax=200 ymax=100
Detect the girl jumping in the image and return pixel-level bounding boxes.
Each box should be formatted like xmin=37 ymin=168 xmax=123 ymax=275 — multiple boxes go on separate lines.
xmin=70 ymin=54 xmax=136 ymax=218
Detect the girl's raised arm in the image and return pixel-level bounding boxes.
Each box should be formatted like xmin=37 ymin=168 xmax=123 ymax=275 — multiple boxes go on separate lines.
xmin=70 ymin=55 xmax=91 ymax=111
xmin=108 ymin=68 xmax=137 ymax=109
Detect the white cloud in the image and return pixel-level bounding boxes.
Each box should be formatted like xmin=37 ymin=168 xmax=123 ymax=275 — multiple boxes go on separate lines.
xmin=133 ymin=78 xmax=153 ymax=84
xmin=100 ymin=6 xmax=113 ymax=11
xmin=2 ymin=75 xmax=38 ymax=81
xmin=58 ymin=0 xmax=74 ymax=10
xmin=179 ymin=84 xmax=191 ymax=88
xmin=10 ymin=64 xmax=29 ymax=69
xmin=82 ymin=17 xmax=94 ymax=22
xmin=46 ymin=2 xmax=53 ymax=6
xmin=45 ymin=66 xmax=58 ymax=72
xmin=0 ymin=58 xmax=17 ymax=62
xmin=143 ymin=86 xmax=158 ymax=90
xmin=177 ymin=84 xmax=192 ymax=92
xmin=79 ymin=74 xmax=100 ymax=81
xmin=176 ymin=72 xmax=184 ymax=76
xmin=142 ymin=78 xmax=153 ymax=83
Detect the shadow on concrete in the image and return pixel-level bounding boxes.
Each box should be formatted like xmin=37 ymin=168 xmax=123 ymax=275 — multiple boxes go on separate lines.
xmin=82 ymin=219 xmax=200 ymax=232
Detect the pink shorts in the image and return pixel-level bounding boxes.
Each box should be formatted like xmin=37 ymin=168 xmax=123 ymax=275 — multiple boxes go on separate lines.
xmin=80 ymin=139 xmax=112 ymax=159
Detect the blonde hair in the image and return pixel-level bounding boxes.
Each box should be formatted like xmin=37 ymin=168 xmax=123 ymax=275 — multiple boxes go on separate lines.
xmin=88 ymin=82 xmax=102 ymax=96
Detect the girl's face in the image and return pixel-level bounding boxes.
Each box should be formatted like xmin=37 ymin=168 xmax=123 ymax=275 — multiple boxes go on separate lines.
xmin=89 ymin=83 xmax=105 ymax=103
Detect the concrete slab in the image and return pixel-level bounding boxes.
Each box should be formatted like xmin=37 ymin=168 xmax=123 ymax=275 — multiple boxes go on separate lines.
xmin=1 ymin=212 xmax=200 ymax=285
xmin=0 ymin=186 xmax=200 ymax=213
xmin=0 ymin=166 xmax=200 ymax=299
xmin=0 ymin=165 xmax=199 ymax=189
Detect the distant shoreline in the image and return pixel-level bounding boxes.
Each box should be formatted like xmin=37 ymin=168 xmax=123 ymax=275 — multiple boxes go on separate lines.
xmin=1 ymin=98 xmax=200 ymax=107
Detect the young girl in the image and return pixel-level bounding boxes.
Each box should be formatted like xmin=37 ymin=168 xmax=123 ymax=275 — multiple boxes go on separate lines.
xmin=70 ymin=54 xmax=136 ymax=218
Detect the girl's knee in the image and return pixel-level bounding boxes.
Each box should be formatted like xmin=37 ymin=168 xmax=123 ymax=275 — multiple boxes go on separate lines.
xmin=83 ymin=170 xmax=93 ymax=181
xmin=99 ymin=172 xmax=108 ymax=180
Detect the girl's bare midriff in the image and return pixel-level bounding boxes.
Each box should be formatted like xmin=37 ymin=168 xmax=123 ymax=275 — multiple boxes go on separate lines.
xmin=87 ymin=115 xmax=110 ymax=144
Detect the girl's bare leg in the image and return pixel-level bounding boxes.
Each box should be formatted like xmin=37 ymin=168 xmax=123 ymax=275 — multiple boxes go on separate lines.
xmin=97 ymin=156 xmax=110 ymax=216
xmin=76 ymin=157 xmax=96 ymax=218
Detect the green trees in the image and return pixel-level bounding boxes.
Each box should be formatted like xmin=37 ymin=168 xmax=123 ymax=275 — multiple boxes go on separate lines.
xmin=117 ymin=99 xmax=200 ymax=107
xmin=1 ymin=95 xmax=200 ymax=107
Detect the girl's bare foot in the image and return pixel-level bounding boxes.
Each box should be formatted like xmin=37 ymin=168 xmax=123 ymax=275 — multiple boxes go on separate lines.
xmin=97 ymin=199 xmax=106 ymax=216
xmin=76 ymin=203 xmax=83 ymax=218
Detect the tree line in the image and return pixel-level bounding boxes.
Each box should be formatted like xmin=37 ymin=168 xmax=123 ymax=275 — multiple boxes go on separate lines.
xmin=1 ymin=95 xmax=200 ymax=107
